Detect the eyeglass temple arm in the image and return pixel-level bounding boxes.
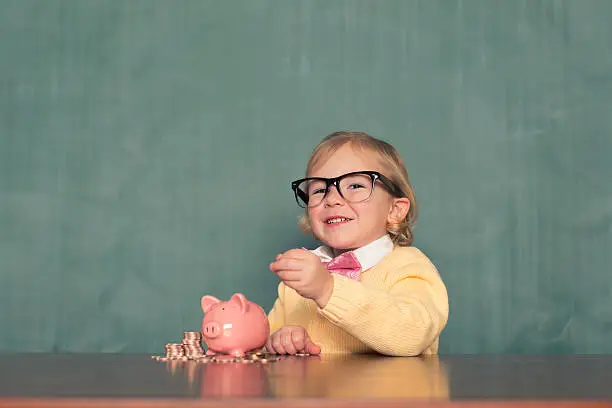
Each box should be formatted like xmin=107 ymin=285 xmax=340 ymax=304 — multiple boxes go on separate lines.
xmin=295 ymin=186 xmax=309 ymax=204
xmin=377 ymin=174 xmax=404 ymax=197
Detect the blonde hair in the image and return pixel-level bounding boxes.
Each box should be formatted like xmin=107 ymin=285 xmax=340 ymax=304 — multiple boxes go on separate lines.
xmin=298 ymin=131 xmax=418 ymax=246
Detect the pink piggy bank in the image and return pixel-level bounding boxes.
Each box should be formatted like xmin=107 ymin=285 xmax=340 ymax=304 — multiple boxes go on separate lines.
xmin=201 ymin=293 xmax=270 ymax=358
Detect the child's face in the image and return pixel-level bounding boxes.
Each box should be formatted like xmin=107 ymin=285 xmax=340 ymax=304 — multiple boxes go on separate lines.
xmin=307 ymin=144 xmax=397 ymax=251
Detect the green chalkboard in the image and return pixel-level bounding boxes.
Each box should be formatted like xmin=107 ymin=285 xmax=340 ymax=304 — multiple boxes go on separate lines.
xmin=1 ymin=0 xmax=611 ymax=353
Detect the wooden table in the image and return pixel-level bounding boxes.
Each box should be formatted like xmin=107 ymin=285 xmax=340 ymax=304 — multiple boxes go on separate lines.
xmin=1 ymin=353 xmax=611 ymax=407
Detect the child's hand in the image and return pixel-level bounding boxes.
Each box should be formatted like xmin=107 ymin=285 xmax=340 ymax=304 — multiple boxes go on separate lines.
xmin=265 ymin=325 xmax=321 ymax=355
xmin=270 ymin=248 xmax=333 ymax=307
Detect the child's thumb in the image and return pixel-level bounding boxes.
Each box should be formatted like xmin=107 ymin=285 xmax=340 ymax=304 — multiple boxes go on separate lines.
xmin=305 ymin=337 xmax=321 ymax=355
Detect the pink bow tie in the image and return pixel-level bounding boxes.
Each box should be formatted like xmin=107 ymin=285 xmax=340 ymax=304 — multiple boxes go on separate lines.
xmin=323 ymin=251 xmax=362 ymax=280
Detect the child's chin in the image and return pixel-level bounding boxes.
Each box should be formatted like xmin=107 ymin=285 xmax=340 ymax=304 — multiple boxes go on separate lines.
xmin=325 ymin=239 xmax=357 ymax=251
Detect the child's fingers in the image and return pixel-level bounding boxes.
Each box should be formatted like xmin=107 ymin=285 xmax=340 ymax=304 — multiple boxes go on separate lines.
xmin=264 ymin=339 xmax=275 ymax=354
xmin=281 ymin=331 xmax=297 ymax=355
xmin=290 ymin=328 xmax=307 ymax=352
xmin=283 ymin=248 xmax=312 ymax=259
xmin=273 ymin=269 xmax=301 ymax=282
xmin=266 ymin=332 xmax=286 ymax=355
xmin=270 ymin=258 xmax=304 ymax=272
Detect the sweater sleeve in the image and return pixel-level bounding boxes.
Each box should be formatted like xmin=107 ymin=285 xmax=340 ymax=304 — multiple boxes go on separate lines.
xmin=266 ymin=282 xmax=286 ymax=334
xmin=317 ymin=263 xmax=449 ymax=356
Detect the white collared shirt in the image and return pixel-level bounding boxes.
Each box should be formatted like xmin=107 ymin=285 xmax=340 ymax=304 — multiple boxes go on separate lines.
xmin=310 ymin=234 xmax=394 ymax=271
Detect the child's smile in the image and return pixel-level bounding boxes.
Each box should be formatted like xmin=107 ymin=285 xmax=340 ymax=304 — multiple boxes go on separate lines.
xmin=325 ymin=216 xmax=353 ymax=225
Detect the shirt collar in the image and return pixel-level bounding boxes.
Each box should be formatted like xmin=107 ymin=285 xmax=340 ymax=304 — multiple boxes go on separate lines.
xmin=310 ymin=234 xmax=394 ymax=271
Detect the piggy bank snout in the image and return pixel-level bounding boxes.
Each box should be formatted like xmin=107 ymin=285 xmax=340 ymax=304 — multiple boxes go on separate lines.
xmin=203 ymin=321 xmax=221 ymax=339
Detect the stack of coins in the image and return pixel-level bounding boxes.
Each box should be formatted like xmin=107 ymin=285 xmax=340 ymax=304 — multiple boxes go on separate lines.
xmin=182 ymin=331 xmax=205 ymax=359
xmin=165 ymin=343 xmax=186 ymax=359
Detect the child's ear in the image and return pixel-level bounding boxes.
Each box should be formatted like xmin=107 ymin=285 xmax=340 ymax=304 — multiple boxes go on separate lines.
xmin=387 ymin=197 xmax=411 ymax=223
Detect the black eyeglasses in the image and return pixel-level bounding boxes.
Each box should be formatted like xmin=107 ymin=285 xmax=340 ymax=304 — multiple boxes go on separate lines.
xmin=291 ymin=171 xmax=404 ymax=208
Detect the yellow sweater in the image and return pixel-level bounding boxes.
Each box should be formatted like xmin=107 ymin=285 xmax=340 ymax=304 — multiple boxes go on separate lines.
xmin=267 ymin=246 xmax=449 ymax=356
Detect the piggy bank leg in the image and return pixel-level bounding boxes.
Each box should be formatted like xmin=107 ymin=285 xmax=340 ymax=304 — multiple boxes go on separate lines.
xmin=205 ymin=349 xmax=216 ymax=356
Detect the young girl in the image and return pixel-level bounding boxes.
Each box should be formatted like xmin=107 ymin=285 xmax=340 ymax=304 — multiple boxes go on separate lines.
xmin=265 ymin=131 xmax=449 ymax=356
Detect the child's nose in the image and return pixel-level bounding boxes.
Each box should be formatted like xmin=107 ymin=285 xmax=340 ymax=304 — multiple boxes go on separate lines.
xmin=324 ymin=186 xmax=345 ymax=206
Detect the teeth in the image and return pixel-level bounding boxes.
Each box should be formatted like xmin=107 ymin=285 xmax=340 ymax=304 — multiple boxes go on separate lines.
xmin=327 ymin=217 xmax=349 ymax=224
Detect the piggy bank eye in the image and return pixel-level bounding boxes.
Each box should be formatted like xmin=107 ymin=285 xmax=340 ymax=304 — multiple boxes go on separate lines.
xmin=221 ymin=307 xmax=225 ymax=311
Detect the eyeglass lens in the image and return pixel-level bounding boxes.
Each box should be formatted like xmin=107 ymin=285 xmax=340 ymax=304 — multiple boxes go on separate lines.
xmin=297 ymin=173 xmax=374 ymax=207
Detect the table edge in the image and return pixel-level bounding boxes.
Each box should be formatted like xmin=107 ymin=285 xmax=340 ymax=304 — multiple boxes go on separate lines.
xmin=1 ymin=398 xmax=612 ymax=408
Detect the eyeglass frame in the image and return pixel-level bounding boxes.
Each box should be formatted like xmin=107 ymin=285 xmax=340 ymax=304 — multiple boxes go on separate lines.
xmin=290 ymin=170 xmax=404 ymax=208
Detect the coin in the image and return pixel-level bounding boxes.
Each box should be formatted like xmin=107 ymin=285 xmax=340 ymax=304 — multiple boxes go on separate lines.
xmin=153 ymin=333 xmax=280 ymax=365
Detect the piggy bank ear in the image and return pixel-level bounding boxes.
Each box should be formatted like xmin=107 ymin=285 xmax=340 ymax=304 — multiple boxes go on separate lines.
xmin=229 ymin=293 xmax=249 ymax=314
xmin=201 ymin=295 xmax=221 ymax=314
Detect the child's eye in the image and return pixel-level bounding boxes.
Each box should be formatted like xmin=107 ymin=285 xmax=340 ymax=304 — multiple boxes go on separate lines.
xmin=347 ymin=183 xmax=365 ymax=190
xmin=310 ymin=188 xmax=326 ymax=195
